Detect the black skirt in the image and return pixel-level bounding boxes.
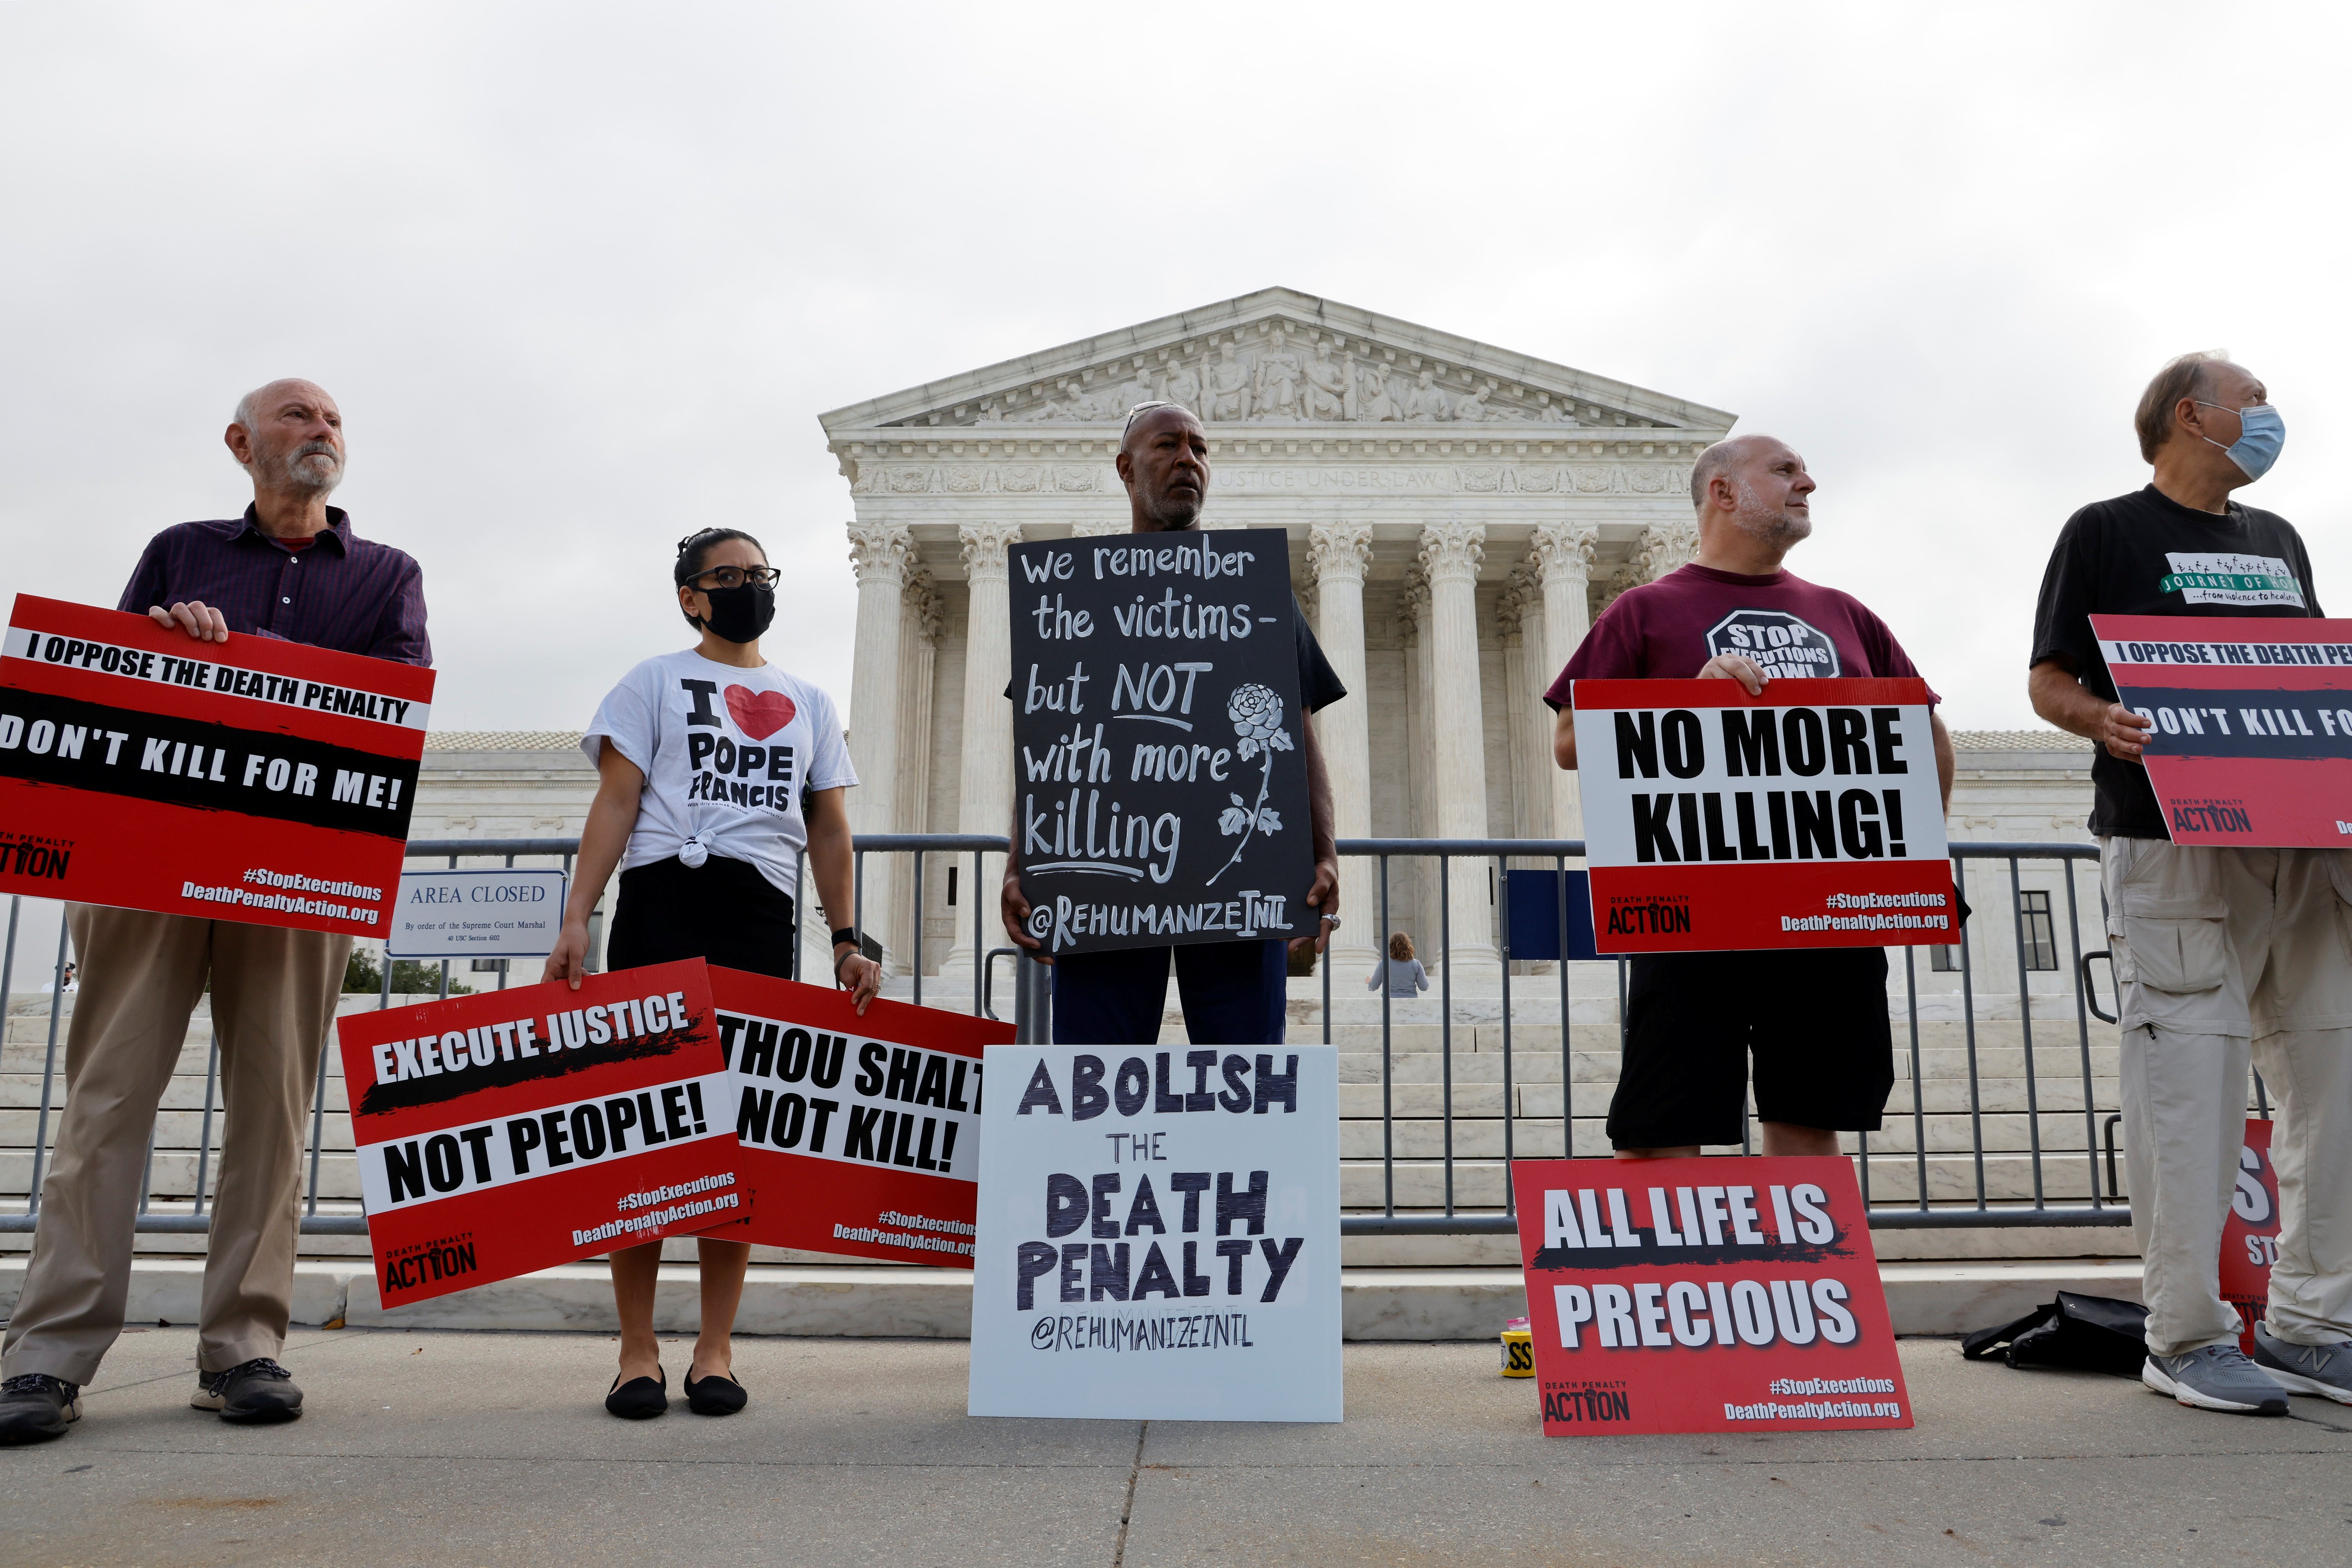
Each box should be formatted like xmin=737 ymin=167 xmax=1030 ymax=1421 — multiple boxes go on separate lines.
xmin=604 ymin=853 xmax=796 ymax=980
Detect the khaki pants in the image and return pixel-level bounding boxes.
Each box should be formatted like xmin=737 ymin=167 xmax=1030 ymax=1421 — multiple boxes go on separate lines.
xmin=2103 ymin=839 xmax=2352 ymax=1356
xmin=1 ymin=907 xmax=350 ymax=1385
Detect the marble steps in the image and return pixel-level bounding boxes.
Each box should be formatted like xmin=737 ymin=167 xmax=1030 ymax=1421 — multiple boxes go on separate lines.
xmin=1335 ymin=1112 xmax=2122 ymax=1161
xmin=0 ymin=1255 xmax=2151 ymax=1339
xmin=0 ymin=1149 xmax=363 ymax=1203
xmin=0 ymin=1038 xmax=353 ymax=1076
xmin=0 ymin=1137 xmax=2114 ymax=1209
xmin=1330 ymin=1045 xmax=2122 ymax=1085
xmin=1335 ymin=1156 xmax=2108 ymax=1207
xmin=0 ymin=1074 xmax=353 ymax=1112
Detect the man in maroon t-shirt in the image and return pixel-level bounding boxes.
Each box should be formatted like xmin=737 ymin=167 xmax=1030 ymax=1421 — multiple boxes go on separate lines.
xmin=1545 ymin=433 xmax=1955 ymax=1161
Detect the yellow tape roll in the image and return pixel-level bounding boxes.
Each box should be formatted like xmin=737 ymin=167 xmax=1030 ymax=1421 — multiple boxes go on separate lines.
xmin=1499 ymin=1327 xmax=1534 ymax=1377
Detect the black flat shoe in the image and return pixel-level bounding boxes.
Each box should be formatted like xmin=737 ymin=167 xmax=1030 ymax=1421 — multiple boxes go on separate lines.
xmin=682 ymin=1369 xmax=747 ymax=1417
xmin=605 ymin=1367 xmax=667 ymax=1420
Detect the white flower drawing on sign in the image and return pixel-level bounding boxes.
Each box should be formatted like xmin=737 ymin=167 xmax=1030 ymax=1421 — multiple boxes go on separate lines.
xmin=1208 ymin=683 xmax=1293 ymax=886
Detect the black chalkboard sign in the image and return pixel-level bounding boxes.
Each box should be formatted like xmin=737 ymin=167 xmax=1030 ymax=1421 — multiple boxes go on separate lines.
xmin=1009 ymin=527 xmax=1312 ymax=958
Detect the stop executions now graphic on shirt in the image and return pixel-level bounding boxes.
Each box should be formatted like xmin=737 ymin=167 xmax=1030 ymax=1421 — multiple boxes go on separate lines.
xmin=336 ymin=960 xmax=744 ymax=1307
xmin=2092 ymin=614 xmax=2352 ymax=847
xmin=1570 ymin=677 xmax=1952 ymax=952
xmin=1511 ymin=1156 xmax=1910 ymax=1435
xmin=698 ymin=968 xmax=1012 ymax=1266
xmin=0 ymin=595 xmax=432 ymax=935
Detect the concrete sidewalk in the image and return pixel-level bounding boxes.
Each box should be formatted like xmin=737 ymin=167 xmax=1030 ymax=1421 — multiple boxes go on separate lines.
xmin=3 ymin=1328 xmax=2347 ymax=1567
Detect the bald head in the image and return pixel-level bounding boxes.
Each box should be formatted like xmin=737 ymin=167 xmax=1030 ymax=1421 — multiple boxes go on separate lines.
xmin=227 ymin=380 xmax=345 ymax=498
xmin=1689 ymin=434 xmax=1787 ymax=509
xmin=1688 ymin=433 xmax=1814 ymax=572
xmin=1115 ymin=403 xmax=1210 ymax=532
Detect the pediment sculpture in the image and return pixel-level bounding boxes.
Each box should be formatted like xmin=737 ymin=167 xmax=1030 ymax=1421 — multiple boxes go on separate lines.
xmin=936 ymin=320 xmax=1648 ymax=429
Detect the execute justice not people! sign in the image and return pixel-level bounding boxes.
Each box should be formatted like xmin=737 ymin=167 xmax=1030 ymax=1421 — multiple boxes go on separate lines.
xmin=0 ymin=595 xmax=432 ymax=935
xmin=2091 ymin=614 xmax=2352 ymax=846
xmin=336 ymin=961 xmax=745 ymax=1306
xmin=1008 ymin=528 xmax=1313 ymax=957
xmin=1570 ymin=677 xmax=1952 ymax=953
xmin=1511 ymin=1156 xmax=1911 ymax=1435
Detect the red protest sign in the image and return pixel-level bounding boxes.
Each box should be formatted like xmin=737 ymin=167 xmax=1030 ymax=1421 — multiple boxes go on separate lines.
xmin=2219 ymin=1118 xmax=2282 ymax=1355
xmin=2091 ymin=615 xmax=2352 ymax=846
xmin=1511 ymin=1156 xmax=1911 ymax=1434
xmin=704 ymin=968 xmax=1011 ymax=1265
xmin=0 ymin=595 xmax=432 ymax=935
xmin=1568 ymin=677 xmax=1953 ymax=953
xmin=335 ymin=960 xmax=744 ymax=1307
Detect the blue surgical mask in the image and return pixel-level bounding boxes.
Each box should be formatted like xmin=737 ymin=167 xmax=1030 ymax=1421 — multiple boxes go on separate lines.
xmin=2198 ymin=401 xmax=2285 ymax=481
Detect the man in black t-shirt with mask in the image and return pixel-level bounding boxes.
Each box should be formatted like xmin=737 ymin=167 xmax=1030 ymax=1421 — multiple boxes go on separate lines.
xmin=2032 ymin=351 xmax=2352 ymax=1416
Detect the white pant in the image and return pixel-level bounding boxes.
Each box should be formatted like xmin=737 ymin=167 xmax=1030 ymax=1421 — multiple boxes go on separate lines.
xmin=2103 ymin=838 xmax=2352 ymax=1355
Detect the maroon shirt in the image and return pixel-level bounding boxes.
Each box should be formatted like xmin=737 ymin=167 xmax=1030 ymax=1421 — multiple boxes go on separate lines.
xmin=1545 ymin=563 xmax=1935 ymax=705
xmin=118 ymin=505 xmax=431 ymax=666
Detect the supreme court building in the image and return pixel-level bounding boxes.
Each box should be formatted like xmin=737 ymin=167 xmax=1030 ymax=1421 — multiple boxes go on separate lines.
xmin=819 ymin=288 xmax=1737 ymax=986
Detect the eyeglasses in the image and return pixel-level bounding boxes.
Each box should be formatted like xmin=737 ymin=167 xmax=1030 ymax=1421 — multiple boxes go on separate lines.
xmin=688 ymin=566 xmax=780 ymax=590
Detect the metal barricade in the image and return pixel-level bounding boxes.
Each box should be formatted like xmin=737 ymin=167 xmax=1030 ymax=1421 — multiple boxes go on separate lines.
xmin=1 ymin=834 xmax=2152 ymax=1241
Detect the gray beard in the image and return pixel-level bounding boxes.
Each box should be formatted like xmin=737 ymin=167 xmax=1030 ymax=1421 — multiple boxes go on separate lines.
xmin=256 ymin=441 xmax=344 ymax=496
xmin=1731 ymin=479 xmax=1809 ymax=546
xmin=1140 ymin=493 xmax=1202 ymax=530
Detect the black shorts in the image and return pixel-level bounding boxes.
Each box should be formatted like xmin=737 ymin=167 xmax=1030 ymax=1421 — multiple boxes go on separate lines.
xmin=605 ymin=853 xmax=796 ymax=980
xmin=1604 ymin=947 xmax=1894 ymax=1149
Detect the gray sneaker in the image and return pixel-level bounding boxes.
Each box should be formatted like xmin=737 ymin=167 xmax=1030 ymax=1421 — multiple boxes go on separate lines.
xmin=2142 ymin=1342 xmax=2290 ymax=1415
xmin=190 ymin=1358 xmax=303 ymax=1424
xmin=2253 ymin=1322 xmax=2352 ymax=1404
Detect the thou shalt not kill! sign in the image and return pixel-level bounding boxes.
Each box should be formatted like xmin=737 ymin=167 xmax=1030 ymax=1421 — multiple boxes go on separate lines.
xmin=1008 ymin=529 xmax=1312 ymax=957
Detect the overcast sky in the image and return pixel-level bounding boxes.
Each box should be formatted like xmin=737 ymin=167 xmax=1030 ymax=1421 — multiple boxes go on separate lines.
xmin=2 ymin=2 xmax=2345 ymax=739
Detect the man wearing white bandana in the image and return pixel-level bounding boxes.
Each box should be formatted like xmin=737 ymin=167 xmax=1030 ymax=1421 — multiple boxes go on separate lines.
xmin=2032 ymin=350 xmax=2352 ymax=1415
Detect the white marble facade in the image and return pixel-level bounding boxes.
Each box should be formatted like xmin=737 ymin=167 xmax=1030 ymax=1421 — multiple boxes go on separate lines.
xmin=818 ymin=288 xmax=1733 ymax=982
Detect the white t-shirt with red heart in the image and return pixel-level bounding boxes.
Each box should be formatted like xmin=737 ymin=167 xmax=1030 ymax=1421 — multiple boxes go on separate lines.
xmin=582 ymin=650 xmax=858 ymax=896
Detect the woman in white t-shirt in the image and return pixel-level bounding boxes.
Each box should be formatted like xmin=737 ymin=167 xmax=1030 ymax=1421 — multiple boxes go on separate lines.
xmin=544 ymin=526 xmax=883 ymax=1422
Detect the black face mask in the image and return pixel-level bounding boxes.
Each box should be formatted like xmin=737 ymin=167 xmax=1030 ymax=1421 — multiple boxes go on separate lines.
xmin=697 ymin=582 xmax=776 ymax=644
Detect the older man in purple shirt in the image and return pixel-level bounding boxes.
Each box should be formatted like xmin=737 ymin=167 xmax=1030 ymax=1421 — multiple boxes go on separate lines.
xmin=0 ymin=380 xmax=429 ymax=1446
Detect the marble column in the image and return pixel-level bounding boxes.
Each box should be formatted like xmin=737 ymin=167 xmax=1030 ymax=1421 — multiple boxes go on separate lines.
xmin=1636 ymin=517 xmax=1699 ymax=582
xmin=845 ymin=521 xmax=913 ymax=973
xmin=1495 ymin=583 xmax=1536 ymax=838
xmin=1508 ymin=568 xmax=1554 ymax=841
xmin=941 ymin=521 xmax=1024 ymax=989
xmin=1529 ymin=523 xmax=1597 ymax=842
xmin=1306 ymin=523 xmax=1375 ymax=974
xmin=1397 ymin=571 xmax=1436 ymax=954
xmin=891 ymin=570 xmax=939 ymax=973
xmin=1417 ymin=521 xmax=1499 ymax=977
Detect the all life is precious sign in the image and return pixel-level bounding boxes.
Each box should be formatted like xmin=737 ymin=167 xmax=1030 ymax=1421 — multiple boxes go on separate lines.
xmin=1511 ymin=1156 xmax=1911 ymax=1435
xmin=1008 ymin=528 xmax=1313 ymax=958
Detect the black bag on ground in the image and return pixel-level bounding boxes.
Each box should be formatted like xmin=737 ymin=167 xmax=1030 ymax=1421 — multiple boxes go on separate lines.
xmin=1961 ymin=1292 xmax=2148 ymax=1377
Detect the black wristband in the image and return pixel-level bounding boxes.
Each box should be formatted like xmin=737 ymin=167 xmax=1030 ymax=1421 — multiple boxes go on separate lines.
xmin=830 ymin=928 xmax=860 ymax=950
